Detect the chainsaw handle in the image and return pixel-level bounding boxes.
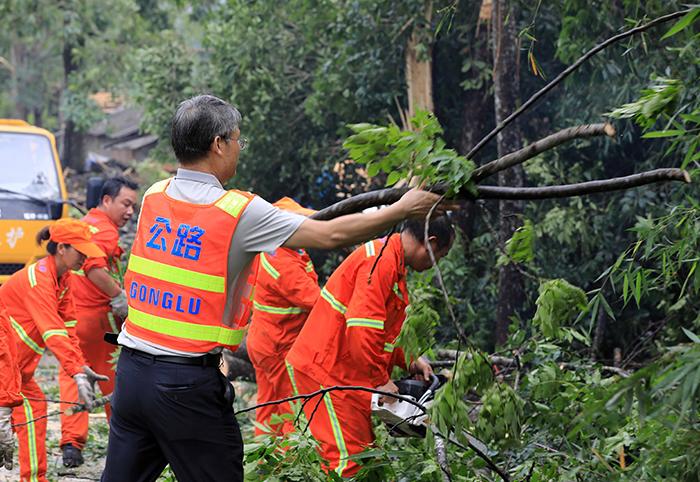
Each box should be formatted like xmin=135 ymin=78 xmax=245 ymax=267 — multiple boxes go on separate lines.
xmin=416 ymin=374 xmax=441 ymax=406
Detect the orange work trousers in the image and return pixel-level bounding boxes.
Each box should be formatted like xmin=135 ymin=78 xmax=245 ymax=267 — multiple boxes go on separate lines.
xmin=294 ymin=370 xmax=374 ymax=478
xmin=59 ymin=309 xmax=116 ymax=449
xmin=12 ymin=377 xmax=48 ymax=482
xmin=247 ymin=345 xmax=298 ymax=436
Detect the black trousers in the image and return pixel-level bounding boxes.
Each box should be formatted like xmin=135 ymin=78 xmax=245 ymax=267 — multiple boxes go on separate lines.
xmin=101 ymin=349 xmax=243 ymax=482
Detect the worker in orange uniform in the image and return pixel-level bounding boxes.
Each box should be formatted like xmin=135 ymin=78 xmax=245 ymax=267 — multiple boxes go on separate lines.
xmin=286 ymin=216 xmax=455 ymax=477
xmin=0 ymin=219 xmax=109 ymax=482
xmin=247 ymin=197 xmax=320 ymax=436
xmin=0 ymin=304 xmax=22 ymax=471
xmin=58 ymin=176 xmax=138 ymax=467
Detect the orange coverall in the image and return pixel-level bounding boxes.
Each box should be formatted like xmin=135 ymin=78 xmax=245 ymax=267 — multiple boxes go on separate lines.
xmin=247 ymin=248 xmax=319 ymax=435
xmin=0 ymin=256 xmax=87 ymax=482
xmin=286 ymin=234 xmax=409 ymax=477
xmin=59 ymin=208 xmax=122 ymax=449
xmin=0 ymin=305 xmax=22 ymax=409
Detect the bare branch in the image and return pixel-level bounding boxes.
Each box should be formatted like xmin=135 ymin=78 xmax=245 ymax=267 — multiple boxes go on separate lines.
xmin=310 ymin=169 xmax=690 ymax=219
xmin=476 ymin=168 xmax=691 ymax=200
xmin=472 ymin=123 xmax=616 ymax=182
xmin=465 ymin=8 xmax=693 ymax=160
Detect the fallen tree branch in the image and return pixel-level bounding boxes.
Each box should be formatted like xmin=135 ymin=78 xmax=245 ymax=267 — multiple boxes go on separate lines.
xmin=435 ymin=350 xmax=631 ymax=377
xmin=310 ymin=169 xmax=690 ymax=219
xmin=476 ymin=168 xmax=691 ymax=200
xmin=465 ymin=8 xmax=694 ymax=160
xmin=472 ymin=123 xmax=616 ymax=182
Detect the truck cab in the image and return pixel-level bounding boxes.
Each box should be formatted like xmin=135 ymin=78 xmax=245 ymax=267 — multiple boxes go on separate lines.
xmin=0 ymin=119 xmax=69 ymax=283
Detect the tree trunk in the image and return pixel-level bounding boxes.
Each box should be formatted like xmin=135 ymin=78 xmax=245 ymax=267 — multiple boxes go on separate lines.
xmin=405 ymin=1 xmax=434 ymax=121
xmin=61 ymin=34 xmax=85 ymax=172
xmin=491 ymin=0 xmax=525 ymax=346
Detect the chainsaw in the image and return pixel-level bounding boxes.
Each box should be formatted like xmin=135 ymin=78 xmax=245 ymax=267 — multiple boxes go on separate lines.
xmin=371 ymin=373 xmax=446 ymax=438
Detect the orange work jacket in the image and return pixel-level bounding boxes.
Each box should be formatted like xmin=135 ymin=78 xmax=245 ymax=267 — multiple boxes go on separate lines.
xmin=71 ymin=208 xmax=124 ymax=312
xmin=248 ymin=248 xmax=320 ymax=354
xmin=123 ymin=179 xmax=257 ymax=353
xmin=0 ymin=305 xmax=22 ymax=407
xmin=0 ymin=256 xmax=85 ymax=380
xmin=287 ymin=234 xmax=409 ymax=388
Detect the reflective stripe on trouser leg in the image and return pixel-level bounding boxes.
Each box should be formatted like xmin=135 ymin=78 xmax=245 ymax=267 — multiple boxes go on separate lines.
xmin=285 ymin=361 xmax=299 ymax=397
xmin=22 ymin=398 xmax=40 ymax=481
xmin=320 ymin=387 xmax=350 ymax=476
xmin=14 ymin=380 xmax=48 ymax=482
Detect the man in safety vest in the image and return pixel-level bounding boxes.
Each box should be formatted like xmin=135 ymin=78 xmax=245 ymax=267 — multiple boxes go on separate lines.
xmin=100 ymin=94 xmax=449 ymax=482
xmin=0 ymin=305 xmax=22 ymax=471
xmin=286 ymin=216 xmax=455 ymax=478
xmin=58 ymin=176 xmax=138 ymax=467
xmin=247 ymin=197 xmax=320 ymax=436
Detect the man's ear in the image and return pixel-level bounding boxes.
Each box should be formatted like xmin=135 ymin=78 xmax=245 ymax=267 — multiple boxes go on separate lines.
xmin=211 ymin=136 xmax=224 ymax=155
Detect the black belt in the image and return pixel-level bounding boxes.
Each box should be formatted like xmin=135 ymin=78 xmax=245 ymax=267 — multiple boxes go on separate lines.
xmin=122 ymin=346 xmax=221 ymax=367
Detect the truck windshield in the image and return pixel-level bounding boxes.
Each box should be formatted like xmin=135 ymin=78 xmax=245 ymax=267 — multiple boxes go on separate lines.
xmin=0 ymin=132 xmax=61 ymax=201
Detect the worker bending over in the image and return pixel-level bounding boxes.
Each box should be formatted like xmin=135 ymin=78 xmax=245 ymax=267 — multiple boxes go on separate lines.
xmin=100 ymin=94 xmax=446 ymax=482
xmin=58 ymin=176 xmax=137 ymax=467
xmin=247 ymin=197 xmax=320 ymax=436
xmin=286 ymin=216 xmax=455 ymax=478
xmin=0 ymin=219 xmax=108 ymax=482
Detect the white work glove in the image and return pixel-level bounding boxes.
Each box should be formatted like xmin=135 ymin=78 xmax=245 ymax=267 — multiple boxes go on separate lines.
xmin=0 ymin=406 xmax=14 ymax=470
xmin=110 ymin=290 xmax=128 ymax=320
xmin=73 ymin=366 xmax=109 ymax=411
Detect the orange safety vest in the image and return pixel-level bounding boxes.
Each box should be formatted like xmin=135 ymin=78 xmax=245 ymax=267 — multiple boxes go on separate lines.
xmin=123 ymin=179 xmax=257 ymax=352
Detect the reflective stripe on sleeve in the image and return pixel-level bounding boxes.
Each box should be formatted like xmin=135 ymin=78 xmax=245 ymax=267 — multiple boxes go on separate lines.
xmin=128 ymin=307 xmax=245 ymax=346
xmin=305 ymin=261 xmax=314 ymax=273
xmin=259 ymin=253 xmax=280 ymax=280
xmin=320 ymin=287 xmax=347 ymax=315
xmin=42 ymin=329 xmax=69 ymax=341
xmin=27 ymin=263 xmax=37 ymax=288
xmin=127 ymin=254 xmax=225 ymax=293
xmin=215 ymin=191 xmax=249 ymax=217
xmin=72 ymin=269 xmax=85 ymax=277
xmin=364 ymin=241 xmax=376 ymax=257
xmin=253 ymin=301 xmax=304 ymax=315
xmin=10 ymin=317 xmax=44 ymax=356
xmin=64 ymin=320 xmax=77 ymax=328
xmin=346 ymin=317 xmax=384 ymax=330
xmin=384 ymin=342 xmax=395 ymax=353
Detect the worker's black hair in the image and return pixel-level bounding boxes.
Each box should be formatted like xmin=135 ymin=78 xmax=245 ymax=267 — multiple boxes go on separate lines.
xmin=171 ymin=94 xmax=242 ymax=164
xmin=401 ymin=214 xmax=455 ymax=250
xmin=100 ymin=176 xmax=138 ymax=204
xmin=35 ymin=226 xmax=62 ymax=255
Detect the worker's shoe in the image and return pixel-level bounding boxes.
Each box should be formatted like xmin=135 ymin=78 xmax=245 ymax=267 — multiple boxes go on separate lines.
xmin=61 ymin=443 xmax=84 ymax=468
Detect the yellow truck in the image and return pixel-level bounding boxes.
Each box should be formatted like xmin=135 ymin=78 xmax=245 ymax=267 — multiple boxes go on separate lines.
xmin=0 ymin=119 xmax=70 ymax=283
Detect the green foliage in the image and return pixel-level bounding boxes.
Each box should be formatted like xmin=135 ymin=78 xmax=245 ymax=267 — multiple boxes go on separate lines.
xmin=395 ymin=289 xmax=440 ymax=365
xmin=475 ymin=384 xmax=524 ymax=448
xmin=606 ymin=76 xmax=682 ymax=130
xmin=497 ymin=219 xmax=535 ymax=266
xmin=532 ymin=279 xmax=588 ymax=339
xmin=244 ymin=427 xmax=331 ymax=481
xmin=343 ymin=111 xmax=476 ymax=196
xmin=128 ymin=32 xmax=197 ymax=157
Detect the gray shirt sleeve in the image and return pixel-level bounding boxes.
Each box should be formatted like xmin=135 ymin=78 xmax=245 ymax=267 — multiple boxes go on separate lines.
xmin=232 ymin=196 xmax=305 ymax=254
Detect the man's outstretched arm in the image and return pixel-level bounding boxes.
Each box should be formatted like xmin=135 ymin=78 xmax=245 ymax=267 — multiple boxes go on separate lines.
xmin=284 ymin=188 xmax=446 ymax=250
